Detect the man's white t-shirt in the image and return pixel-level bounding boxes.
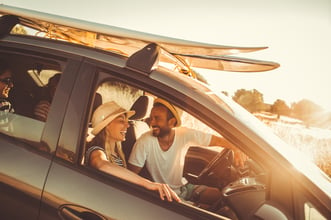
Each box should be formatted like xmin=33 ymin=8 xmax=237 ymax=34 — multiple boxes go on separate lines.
xmin=128 ymin=127 xmax=211 ymax=193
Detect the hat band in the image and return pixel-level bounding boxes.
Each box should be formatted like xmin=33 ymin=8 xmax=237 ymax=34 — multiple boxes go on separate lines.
xmin=100 ymin=108 xmax=127 ymax=123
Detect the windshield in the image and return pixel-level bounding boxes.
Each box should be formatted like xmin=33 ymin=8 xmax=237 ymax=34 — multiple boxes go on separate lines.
xmin=200 ymin=79 xmax=331 ymax=194
xmin=155 ymin=68 xmax=330 ymax=186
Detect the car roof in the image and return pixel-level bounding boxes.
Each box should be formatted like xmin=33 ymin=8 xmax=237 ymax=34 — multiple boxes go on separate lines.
xmin=0 ymin=4 xmax=279 ymax=73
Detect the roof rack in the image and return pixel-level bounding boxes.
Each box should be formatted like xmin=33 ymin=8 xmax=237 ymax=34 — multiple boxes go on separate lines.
xmin=0 ymin=4 xmax=280 ymax=75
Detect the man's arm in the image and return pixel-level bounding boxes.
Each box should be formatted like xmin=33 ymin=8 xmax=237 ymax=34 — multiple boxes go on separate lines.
xmin=128 ymin=163 xmax=143 ymax=174
xmin=209 ymin=135 xmax=236 ymax=150
xmin=209 ymin=135 xmax=247 ymax=167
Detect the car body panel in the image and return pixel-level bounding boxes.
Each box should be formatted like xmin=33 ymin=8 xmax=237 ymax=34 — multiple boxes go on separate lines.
xmin=0 ymin=137 xmax=51 ymax=219
xmin=40 ymin=161 xmax=197 ymax=220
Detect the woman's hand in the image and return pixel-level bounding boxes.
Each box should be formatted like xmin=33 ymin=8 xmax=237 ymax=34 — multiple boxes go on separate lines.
xmin=144 ymin=181 xmax=181 ymax=202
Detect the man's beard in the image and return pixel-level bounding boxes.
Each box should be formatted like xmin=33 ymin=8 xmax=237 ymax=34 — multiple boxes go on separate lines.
xmin=152 ymin=126 xmax=171 ymax=138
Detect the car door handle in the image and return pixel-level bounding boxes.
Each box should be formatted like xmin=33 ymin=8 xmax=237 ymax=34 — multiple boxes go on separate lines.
xmin=58 ymin=204 xmax=109 ymax=220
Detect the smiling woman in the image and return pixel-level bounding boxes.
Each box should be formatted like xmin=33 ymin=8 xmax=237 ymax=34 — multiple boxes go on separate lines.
xmin=85 ymin=100 xmax=181 ymax=202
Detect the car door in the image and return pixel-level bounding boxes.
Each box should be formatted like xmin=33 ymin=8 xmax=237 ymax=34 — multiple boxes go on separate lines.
xmin=39 ymin=60 xmax=228 ymax=220
xmin=0 ymin=38 xmax=81 ymax=219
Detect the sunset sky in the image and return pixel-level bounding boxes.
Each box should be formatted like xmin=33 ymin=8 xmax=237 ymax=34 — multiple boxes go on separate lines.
xmin=2 ymin=0 xmax=331 ymax=110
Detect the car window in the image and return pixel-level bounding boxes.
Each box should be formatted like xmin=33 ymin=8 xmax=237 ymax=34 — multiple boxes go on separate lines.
xmin=82 ymin=77 xmax=268 ymax=219
xmin=304 ymin=202 xmax=327 ymax=220
xmin=84 ymin=80 xmax=144 ymax=158
xmin=0 ymin=50 xmax=64 ymax=153
xmin=96 ymin=80 xmax=143 ymax=109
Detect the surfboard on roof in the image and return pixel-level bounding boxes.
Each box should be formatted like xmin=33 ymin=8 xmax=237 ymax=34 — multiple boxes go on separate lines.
xmin=0 ymin=4 xmax=279 ymax=72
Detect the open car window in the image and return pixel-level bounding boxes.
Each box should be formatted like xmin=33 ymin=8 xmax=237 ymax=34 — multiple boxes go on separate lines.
xmin=83 ymin=77 xmax=267 ymax=219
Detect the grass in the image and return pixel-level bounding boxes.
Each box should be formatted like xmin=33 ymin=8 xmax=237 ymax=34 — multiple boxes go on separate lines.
xmin=266 ymin=120 xmax=331 ymax=178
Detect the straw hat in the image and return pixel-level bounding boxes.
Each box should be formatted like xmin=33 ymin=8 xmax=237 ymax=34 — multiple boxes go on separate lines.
xmin=154 ymin=98 xmax=182 ymax=127
xmin=91 ymin=101 xmax=135 ymax=135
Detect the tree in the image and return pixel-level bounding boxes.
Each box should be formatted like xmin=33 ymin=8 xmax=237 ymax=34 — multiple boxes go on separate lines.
xmin=232 ymin=89 xmax=265 ymax=113
xmin=291 ymin=99 xmax=323 ymax=127
xmin=271 ymin=99 xmax=291 ymax=118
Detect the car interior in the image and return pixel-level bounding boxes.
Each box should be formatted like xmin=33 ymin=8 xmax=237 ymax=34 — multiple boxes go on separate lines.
xmin=0 ymin=50 xmax=64 ymax=150
xmin=0 ymin=51 xmax=63 ymax=117
xmin=85 ymin=80 xmax=268 ymax=219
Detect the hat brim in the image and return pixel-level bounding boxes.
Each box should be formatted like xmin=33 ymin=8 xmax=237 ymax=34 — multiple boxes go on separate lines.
xmin=154 ymin=98 xmax=181 ymax=127
xmin=92 ymin=110 xmax=135 ymax=135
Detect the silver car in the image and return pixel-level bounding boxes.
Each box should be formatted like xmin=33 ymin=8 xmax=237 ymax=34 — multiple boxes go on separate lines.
xmin=0 ymin=4 xmax=330 ymax=220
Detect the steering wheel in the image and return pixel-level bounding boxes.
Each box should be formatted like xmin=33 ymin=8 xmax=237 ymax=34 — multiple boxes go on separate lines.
xmin=197 ymin=148 xmax=234 ymax=182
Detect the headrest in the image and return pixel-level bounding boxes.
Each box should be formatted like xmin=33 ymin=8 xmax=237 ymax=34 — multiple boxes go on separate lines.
xmin=0 ymin=15 xmax=19 ymax=38
xmin=92 ymin=93 xmax=102 ymax=113
xmin=129 ymin=95 xmax=154 ymax=120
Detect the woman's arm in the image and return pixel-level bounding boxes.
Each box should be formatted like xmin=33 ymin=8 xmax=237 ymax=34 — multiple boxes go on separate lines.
xmin=89 ymin=149 xmax=181 ymax=202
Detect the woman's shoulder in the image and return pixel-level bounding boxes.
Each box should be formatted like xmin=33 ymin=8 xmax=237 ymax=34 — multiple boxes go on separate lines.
xmin=86 ymin=145 xmax=105 ymax=155
xmin=85 ymin=145 xmax=106 ymax=165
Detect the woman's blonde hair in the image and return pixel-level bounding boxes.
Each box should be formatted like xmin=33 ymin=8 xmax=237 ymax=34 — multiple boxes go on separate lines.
xmin=88 ymin=128 xmax=127 ymax=168
xmin=105 ymin=141 xmax=127 ymax=168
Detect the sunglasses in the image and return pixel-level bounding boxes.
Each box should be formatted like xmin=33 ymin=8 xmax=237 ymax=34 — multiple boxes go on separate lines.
xmin=0 ymin=77 xmax=13 ymax=85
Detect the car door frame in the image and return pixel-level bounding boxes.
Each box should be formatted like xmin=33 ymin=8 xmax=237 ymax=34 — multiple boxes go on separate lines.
xmin=40 ymin=55 xmax=230 ymax=220
xmin=0 ymin=35 xmax=82 ymax=219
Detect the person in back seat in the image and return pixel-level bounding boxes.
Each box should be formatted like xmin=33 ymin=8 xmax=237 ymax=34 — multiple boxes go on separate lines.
xmin=0 ymin=60 xmax=14 ymax=113
xmin=33 ymin=73 xmax=61 ymax=121
xmin=86 ymin=101 xmax=180 ymax=202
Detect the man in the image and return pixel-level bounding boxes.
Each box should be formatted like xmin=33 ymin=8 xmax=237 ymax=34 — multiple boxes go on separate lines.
xmin=128 ymin=98 xmax=246 ymax=202
xmin=33 ymin=73 xmax=61 ymax=121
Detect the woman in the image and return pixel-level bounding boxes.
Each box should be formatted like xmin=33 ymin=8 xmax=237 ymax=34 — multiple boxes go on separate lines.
xmin=86 ymin=101 xmax=180 ymax=202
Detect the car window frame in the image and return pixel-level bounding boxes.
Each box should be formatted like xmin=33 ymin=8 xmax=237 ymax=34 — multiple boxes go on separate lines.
xmin=53 ymin=61 xmax=225 ymax=220
xmin=0 ymin=38 xmax=82 ymax=153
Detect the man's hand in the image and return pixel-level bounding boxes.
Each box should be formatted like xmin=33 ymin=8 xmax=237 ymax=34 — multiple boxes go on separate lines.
xmin=233 ymin=149 xmax=248 ymax=168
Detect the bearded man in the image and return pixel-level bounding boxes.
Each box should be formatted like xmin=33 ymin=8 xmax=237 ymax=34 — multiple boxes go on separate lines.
xmin=128 ymin=98 xmax=246 ymax=203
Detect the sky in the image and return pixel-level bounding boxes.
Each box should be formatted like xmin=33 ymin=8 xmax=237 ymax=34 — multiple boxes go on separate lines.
xmin=2 ymin=0 xmax=331 ymax=110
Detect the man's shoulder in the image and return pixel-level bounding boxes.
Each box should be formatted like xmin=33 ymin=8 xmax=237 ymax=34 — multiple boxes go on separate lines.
xmin=175 ymin=126 xmax=196 ymax=134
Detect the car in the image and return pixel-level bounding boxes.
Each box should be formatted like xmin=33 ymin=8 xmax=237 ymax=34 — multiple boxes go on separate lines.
xmin=0 ymin=4 xmax=330 ymax=220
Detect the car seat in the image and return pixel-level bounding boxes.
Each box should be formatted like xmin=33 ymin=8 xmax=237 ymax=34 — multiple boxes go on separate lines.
xmin=122 ymin=95 xmax=154 ymax=180
xmin=92 ymin=93 xmax=103 ymax=117
xmin=122 ymin=95 xmax=154 ymax=160
xmin=86 ymin=92 xmax=103 ymax=143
